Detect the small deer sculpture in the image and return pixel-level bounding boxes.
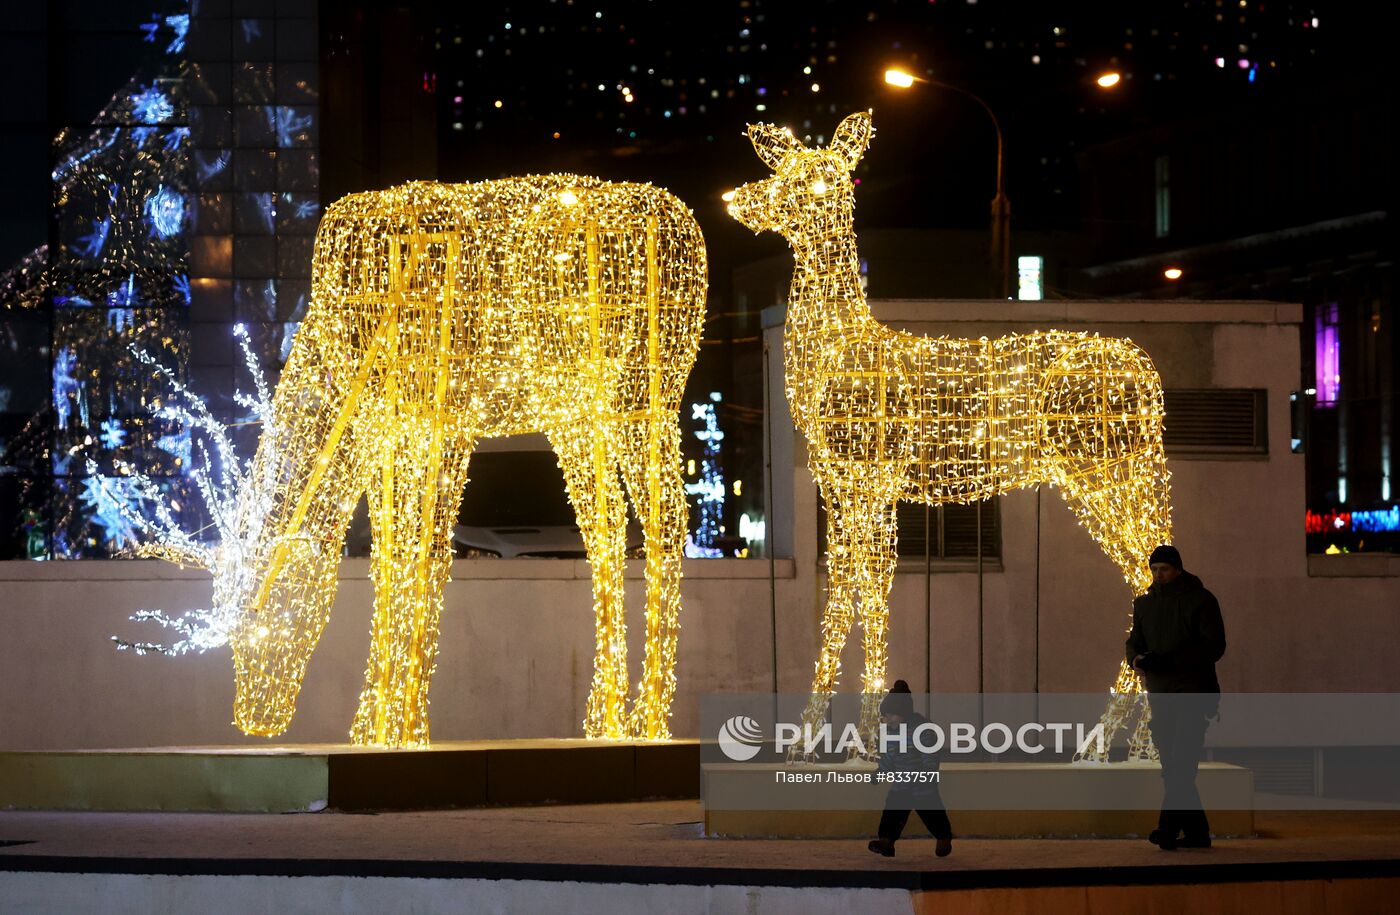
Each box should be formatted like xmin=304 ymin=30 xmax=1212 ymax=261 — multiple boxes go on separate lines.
xmin=728 ymin=112 xmax=1169 ymax=760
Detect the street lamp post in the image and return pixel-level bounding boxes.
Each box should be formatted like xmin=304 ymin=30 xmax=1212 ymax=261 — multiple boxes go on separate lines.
xmin=885 ymin=68 xmax=1010 ymax=299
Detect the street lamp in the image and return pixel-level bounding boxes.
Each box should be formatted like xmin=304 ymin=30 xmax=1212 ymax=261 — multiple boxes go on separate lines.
xmin=885 ymin=67 xmax=1011 ymax=299
xmin=1095 ymin=71 xmax=1122 ymax=89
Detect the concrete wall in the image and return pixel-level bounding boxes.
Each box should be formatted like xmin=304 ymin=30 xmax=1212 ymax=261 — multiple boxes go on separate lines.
xmin=0 ymin=558 xmax=809 ymax=750
xmin=3 ymin=299 xmax=1397 ymax=750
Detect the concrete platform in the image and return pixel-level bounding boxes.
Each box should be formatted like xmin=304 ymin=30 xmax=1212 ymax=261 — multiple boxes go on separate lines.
xmin=1 ymin=802 xmax=1397 ymax=914
xmin=0 ymin=739 xmax=698 ymax=813
xmin=702 ymin=761 xmax=1254 ymax=837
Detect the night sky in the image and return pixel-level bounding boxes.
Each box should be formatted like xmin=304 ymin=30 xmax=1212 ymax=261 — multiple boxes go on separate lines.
xmin=0 ymin=2 xmax=1379 ymax=286
xmin=428 ymin=0 xmax=1371 ymax=286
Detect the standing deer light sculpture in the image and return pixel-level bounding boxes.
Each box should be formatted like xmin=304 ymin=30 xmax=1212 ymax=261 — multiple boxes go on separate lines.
xmin=152 ymin=177 xmax=705 ymax=748
xmin=727 ymin=112 xmax=1170 ymax=760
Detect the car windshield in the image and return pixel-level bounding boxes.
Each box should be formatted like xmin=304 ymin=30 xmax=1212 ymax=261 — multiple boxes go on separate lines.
xmin=457 ymin=451 xmax=577 ymax=528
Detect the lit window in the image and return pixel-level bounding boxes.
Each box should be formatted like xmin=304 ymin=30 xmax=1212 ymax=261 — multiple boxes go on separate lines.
xmin=1315 ymin=303 xmax=1340 ymax=406
xmin=1017 ymin=256 xmax=1043 ymax=301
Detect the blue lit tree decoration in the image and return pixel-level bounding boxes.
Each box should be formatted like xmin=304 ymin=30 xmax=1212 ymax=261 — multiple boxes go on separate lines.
xmin=0 ymin=7 xmax=193 ymax=556
xmin=80 ymin=474 xmax=147 ymax=551
xmin=684 ymin=392 xmax=730 ymax=558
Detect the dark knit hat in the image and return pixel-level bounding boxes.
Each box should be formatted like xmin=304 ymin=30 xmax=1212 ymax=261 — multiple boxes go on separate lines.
xmin=880 ymin=679 xmax=914 ymax=717
xmin=1149 ymin=545 xmax=1183 ymax=569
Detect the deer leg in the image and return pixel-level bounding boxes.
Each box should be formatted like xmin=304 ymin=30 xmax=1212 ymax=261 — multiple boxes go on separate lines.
xmin=550 ymin=424 xmax=631 ymax=739
xmin=789 ymin=479 xmax=864 ymax=761
xmin=617 ymin=418 xmax=686 ymax=740
xmin=1048 ymin=447 xmax=1171 ymax=762
xmin=853 ymin=494 xmax=900 ymax=760
xmin=350 ymin=435 xmax=474 ymax=748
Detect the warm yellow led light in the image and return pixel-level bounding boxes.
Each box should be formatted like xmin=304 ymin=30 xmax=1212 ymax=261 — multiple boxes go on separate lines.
xmin=729 ymin=112 xmax=1170 ymax=761
xmin=1163 ymin=266 xmax=1184 ymax=280
xmin=884 ymin=68 xmax=917 ymax=89
xmin=1096 ymin=71 xmax=1122 ymax=88
xmin=216 ymin=176 xmax=705 ymax=747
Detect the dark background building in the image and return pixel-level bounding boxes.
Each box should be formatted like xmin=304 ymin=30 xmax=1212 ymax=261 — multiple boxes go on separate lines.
xmin=1 ymin=0 xmax=1390 ymax=557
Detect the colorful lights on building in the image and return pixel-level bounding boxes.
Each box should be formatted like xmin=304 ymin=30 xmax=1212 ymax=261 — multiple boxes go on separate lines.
xmin=684 ymin=393 xmax=727 ymax=558
xmin=1315 ymin=303 xmax=1341 ymax=405
xmin=1307 ymin=507 xmax=1400 ymax=535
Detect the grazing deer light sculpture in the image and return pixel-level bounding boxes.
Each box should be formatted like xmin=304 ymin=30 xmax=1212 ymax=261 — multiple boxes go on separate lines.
xmin=727 ymin=112 xmax=1170 ymax=760
xmin=167 ymin=177 xmax=705 ymax=748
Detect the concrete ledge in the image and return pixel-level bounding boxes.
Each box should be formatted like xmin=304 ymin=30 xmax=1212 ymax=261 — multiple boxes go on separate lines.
xmin=764 ymin=299 xmax=1302 ymax=329
xmin=1308 ymin=553 xmax=1400 ymax=578
xmin=0 ymin=740 xmax=700 ymax=813
xmin=0 ymin=557 xmax=796 ymax=582
xmin=0 ymin=750 xmax=329 ymax=813
xmin=1 ymin=851 xmax=1393 ymax=890
xmin=876 ymin=299 xmax=1298 ymax=326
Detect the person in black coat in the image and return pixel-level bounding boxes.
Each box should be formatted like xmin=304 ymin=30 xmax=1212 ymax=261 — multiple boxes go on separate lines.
xmin=1127 ymin=544 xmax=1227 ymax=850
xmin=867 ymin=680 xmax=953 ymax=858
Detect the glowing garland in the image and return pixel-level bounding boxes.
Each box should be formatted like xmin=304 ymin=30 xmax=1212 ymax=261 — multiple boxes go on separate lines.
xmin=107 ymin=324 xmax=275 ymax=657
xmin=139 ymin=178 xmax=705 ymax=747
xmin=728 ymin=112 xmax=1170 ymax=761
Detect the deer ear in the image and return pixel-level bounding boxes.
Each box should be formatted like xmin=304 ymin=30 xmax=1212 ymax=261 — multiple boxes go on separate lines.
xmin=747 ymin=122 xmax=804 ymax=171
xmin=829 ymin=110 xmax=873 ymax=170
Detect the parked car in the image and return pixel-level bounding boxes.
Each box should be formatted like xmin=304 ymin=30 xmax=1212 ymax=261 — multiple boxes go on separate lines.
xmin=453 ymin=447 xmax=644 ymax=558
xmin=342 ymin=440 xmax=645 ymax=559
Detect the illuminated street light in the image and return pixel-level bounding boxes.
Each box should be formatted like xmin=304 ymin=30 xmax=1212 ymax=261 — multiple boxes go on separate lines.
xmin=884 ymin=65 xmax=1009 ymax=299
xmin=1096 ymin=71 xmax=1122 ymax=89
xmin=883 ymin=68 xmax=918 ymax=89
xmin=1164 ymin=266 xmax=1184 ymax=280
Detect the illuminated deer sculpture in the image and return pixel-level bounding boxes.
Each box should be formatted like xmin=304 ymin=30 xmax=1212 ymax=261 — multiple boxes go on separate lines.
xmin=184 ymin=178 xmax=704 ymax=747
xmin=728 ymin=112 xmax=1170 ymax=760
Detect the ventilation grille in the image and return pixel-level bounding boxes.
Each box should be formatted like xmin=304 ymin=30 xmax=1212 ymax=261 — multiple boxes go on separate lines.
xmin=1163 ymin=389 xmax=1267 ymax=456
xmin=819 ymin=498 xmax=1001 ymax=559
xmin=1211 ymin=748 xmax=1315 ymax=796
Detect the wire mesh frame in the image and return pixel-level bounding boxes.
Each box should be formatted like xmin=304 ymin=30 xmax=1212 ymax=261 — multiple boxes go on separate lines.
xmin=727 ymin=112 xmax=1172 ymax=761
xmin=218 ymin=177 xmax=706 ymax=747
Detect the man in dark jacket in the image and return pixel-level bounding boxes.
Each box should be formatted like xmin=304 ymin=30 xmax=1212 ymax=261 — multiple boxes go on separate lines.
xmin=867 ymin=680 xmax=953 ymax=858
xmin=1127 ymin=544 xmax=1227 ymax=850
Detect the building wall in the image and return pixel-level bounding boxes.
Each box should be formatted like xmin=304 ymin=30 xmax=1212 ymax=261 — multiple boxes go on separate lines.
xmin=3 ymin=299 xmax=1397 ymax=750
xmin=0 ymin=559 xmax=808 ymax=750
xmin=187 ymin=0 xmax=321 ymax=410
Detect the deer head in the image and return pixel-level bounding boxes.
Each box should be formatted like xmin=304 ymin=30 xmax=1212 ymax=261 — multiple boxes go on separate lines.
xmin=727 ymin=110 xmax=873 ymax=244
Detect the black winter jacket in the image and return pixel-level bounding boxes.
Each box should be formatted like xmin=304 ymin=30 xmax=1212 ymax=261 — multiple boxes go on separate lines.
xmin=1125 ymin=572 xmax=1226 ymax=694
xmin=878 ymin=711 xmax=943 ymax=804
